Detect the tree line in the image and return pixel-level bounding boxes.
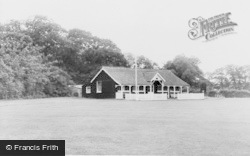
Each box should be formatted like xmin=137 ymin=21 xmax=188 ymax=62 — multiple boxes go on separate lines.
xmin=0 ymin=16 xmax=249 ymax=99
xmin=0 ymin=16 xmax=129 ymax=99
xmin=207 ymin=65 xmax=250 ymax=91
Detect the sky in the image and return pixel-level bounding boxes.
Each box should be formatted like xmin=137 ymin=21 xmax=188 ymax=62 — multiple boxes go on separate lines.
xmin=0 ymin=0 xmax=249 ymax=73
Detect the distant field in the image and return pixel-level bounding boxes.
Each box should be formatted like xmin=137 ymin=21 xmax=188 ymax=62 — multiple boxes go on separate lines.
xmin=1 ymin=97 xmax=250 ymax=155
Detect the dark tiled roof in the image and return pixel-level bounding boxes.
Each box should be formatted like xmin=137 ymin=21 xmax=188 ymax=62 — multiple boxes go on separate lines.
xmin=101 ymin=66 xmax=190 ymax=86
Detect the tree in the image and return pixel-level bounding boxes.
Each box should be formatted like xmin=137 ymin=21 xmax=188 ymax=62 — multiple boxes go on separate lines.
xmin=137 ymin=55 xmax=159 ymax=69
xmin=1 ymin=16 xmax=129 ymax=94
xmin=66 ymin=28 xmax=128 ymax=84
xmin=209 ymin=67 xmax=230 ymax=89
xmin=125 ymin=53 xmax=159 ymax=69
xmin=24 ymin=16 xmax=69 ymax=60
xmin=23 ymin=18 xmax=127 ymax=84
xmin=0 ymin=31 xmax=73 ymax=99
xmin=244 ymin=65 xmax=250 ymax=90
xmin=67 ymin=28 xmax=121 ymax=53
xmin=225 ymin=65 xmax=249 ymax=90
xmin=0 ymin=32 xmax=47 ymax=98
xmin=208 ymin=65 xmax=250 ymax=90
xmin=78 ymin=48 xmax=129 ymax=84
xmin=163 ymin=55 xmax=203 ymax=87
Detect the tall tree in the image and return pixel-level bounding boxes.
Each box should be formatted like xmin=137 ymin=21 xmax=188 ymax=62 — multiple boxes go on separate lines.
xmin=65 ymin=28 xmax=129 ymax=84
xmin=78 ymin=48 xmax=129 ymax=84
xmin=0 ymin=31 xmax=73 ymax=99
xmin=1 ymin=16 xmax=129 ymax=87
xmin=163 ymin=55 xmax=203 ymax=87
xmin=208 ymin=65 xmax=250 ymax=90
xmin=125 ymin=53 xmax=159 ymax=69
xmin=68 ymin=28 xmax=121 ymax=53
xmin=209 ymin=67 xmax=230 ymax=89
xmin=225 ymin=65 xmax=249 ymax=90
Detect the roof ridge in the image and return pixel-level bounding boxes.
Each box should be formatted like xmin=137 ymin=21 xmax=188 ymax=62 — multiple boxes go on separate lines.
xmin=102 ymin=66 xmax=170 ymax=72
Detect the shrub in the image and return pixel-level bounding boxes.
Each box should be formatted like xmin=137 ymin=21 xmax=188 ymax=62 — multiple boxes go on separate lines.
xmin=219 ymin=89 xmax=250 ymax=98
xmin=234 ymin=90 xmax=250 ymax=97
xmin=208 ymin=90 xmax=218 ymax=97
xmin=189 ymin=87 xmax=200 ymax=93
xmin=73 ymin=92 xmax=79 ymax=97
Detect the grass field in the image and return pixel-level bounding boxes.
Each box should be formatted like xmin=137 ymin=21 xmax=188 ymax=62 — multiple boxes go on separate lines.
xmin=1 ymin=97 xmax=250 ymax=155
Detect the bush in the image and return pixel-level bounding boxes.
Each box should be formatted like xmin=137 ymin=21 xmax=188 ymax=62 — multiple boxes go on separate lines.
xmin=208 ymin=90 xmax=218 ymax=97
xmin=189 ymin=87 xmax=200 ymax=93
xmin=73 ymin=92 xmax=79 ymax=97
xmin=219 ymin=89 xmax=250 ymax=98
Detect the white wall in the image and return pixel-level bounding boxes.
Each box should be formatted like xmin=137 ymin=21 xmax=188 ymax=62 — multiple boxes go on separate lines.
xmin=125 ymin=93 xmax=168 ymax=100
xmin=177 ymin=93 xmax=205 ymax=100
xmin=115 ymin=92 xmax=124 ymax=99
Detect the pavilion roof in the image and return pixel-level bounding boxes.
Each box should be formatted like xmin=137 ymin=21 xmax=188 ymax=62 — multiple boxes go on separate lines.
xmin=91 ymin=66 xmax=190 ymax=86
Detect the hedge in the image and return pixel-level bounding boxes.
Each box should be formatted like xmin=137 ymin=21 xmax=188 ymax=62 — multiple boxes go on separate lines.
xmin=208 ymin=89 xmax=250 ymax=98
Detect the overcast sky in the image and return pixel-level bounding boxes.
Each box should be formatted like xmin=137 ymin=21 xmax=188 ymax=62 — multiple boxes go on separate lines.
xmin=0 ymin=0 xmax=249 ymax=73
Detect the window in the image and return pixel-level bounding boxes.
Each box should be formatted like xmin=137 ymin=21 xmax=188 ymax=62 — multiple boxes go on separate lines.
xmin=131 ymin=86 xmax=135 ymax=91
xmin=96 ymin=81 xmax=102 ymax=93
xmin=124 ymin=86 xmax=129 ymax=91
xmin=116 ymin=86 xmax=121 ymax=91
xmin=139 ymin=86 xmax=144 ymax=91
xmin=164 ymin=86 xmax=168 ymax=91
xmin=86 ymin=86 xmax=91 ymax=94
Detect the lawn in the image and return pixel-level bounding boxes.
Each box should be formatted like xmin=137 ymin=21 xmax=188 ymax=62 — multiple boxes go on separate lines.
xmin=1 ymin=97 xmax=250 ymax=155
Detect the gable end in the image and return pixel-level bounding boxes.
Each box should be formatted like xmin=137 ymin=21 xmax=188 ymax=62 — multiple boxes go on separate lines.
xmin=90 ymin=68 xmax=121 ymax=85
